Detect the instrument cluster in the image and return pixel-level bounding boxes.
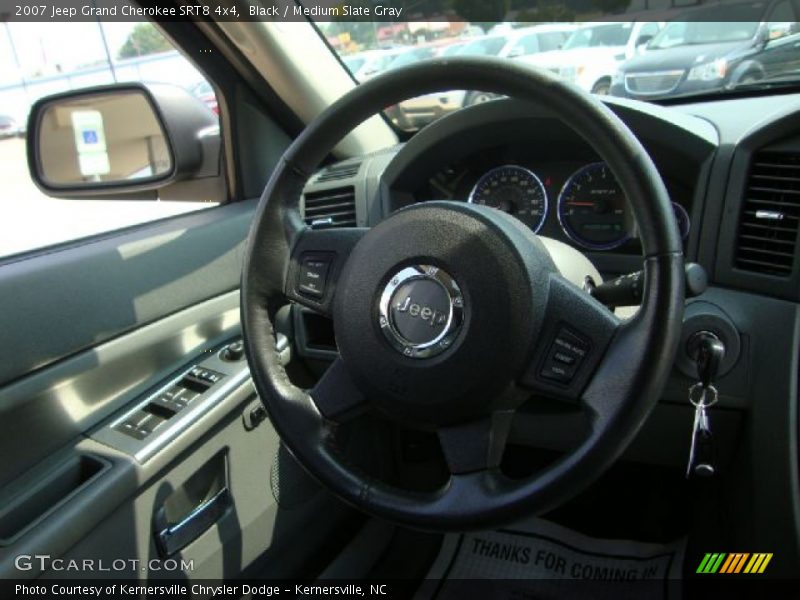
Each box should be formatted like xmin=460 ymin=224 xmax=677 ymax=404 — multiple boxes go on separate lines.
xmin=427 ymin=159 xmax=691 ymax=252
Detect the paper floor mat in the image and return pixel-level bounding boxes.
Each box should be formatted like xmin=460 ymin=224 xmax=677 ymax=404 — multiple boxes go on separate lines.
xmin=416 ymin=517 xmax=685 ymax=600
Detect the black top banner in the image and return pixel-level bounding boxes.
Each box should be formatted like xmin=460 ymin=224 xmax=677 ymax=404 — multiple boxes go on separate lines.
xmin=0 ymin=0 xmax=787 ymax=23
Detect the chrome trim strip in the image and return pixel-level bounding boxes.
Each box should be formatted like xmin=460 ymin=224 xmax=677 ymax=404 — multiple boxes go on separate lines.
xmin=755 ymin=210 xmax=785 ymax=221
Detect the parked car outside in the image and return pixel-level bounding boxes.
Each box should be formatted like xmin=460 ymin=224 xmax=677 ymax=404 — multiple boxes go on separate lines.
xmin=395 ymin=24 xmax=579 ymax=127
xmin=342 ymin=47 xmax=406 ymax=80
xmin=0 ymin=115 xmax=24 ymax=139
xmin=609 ymin=0 xmax=800 ymax=100
xmin=518 ymin=21 xmax=663 ymax=94
xmin=189 ymin=80 xmax=219 ymax=115
xmin=437 ymin=40 xmax=469 ymax=57
xmin=742 ymin=30 xmax=800 ymax=87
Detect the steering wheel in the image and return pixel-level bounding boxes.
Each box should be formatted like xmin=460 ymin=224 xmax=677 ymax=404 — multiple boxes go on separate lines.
xmin=241 ymin=57 xmax=684 ymax=530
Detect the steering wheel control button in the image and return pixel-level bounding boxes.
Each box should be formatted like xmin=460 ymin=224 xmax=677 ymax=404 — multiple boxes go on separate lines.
xmin=379 ymin=265 xmax=464 ymax=359
xmin=540 ymin=328 xmax=590 ymax=385
xmin=297 ymin=253 xmax=332 ymax=299
xmin=553 ymin=351 xmax=576 ymax=366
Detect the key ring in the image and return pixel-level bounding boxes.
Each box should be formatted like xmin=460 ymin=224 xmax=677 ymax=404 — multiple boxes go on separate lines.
xmin=689 ymin=383 xmax=718 ymax=408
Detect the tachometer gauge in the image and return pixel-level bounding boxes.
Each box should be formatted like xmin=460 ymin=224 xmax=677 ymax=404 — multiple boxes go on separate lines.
xmin=468 ymin=165 xmax=548 ymax=233
xmin=557 ymin=162 xmax=633 ymax=250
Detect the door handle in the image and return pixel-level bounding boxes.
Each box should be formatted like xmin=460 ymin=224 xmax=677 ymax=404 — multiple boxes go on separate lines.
xmin=154 ymin=487 xmax=232 ymax=558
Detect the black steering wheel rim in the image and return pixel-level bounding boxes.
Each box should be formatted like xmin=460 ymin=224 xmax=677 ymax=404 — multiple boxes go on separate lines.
xmin=241 ymin=57 xmax=685 ymax=530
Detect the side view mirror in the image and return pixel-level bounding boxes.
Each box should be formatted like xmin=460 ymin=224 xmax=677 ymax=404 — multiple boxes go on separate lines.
xmin=635 ymin=34 xmax=654 ymax=48
xmin=507 ymin=47 xmax=524 ymax=58
xmin=27 ymin=83 xmax=220 ymax=199
xmin=767 ymin=22 xmax=792 ymax=42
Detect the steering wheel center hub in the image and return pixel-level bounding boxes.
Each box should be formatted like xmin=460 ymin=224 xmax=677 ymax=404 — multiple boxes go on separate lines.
xmin=379 ymin=265 xmax=464 ymax=358
xmin=333 ymin=201 xmax=555 ymax=424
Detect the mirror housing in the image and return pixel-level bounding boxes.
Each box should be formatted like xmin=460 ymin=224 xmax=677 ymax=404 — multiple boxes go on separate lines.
xmin=27 ymin=82 xmax=220 ymax=199
xmin=635 ymin=34 xmax=654 ymax=48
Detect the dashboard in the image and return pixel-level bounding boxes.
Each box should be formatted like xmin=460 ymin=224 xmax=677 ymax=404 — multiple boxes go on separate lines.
xmin=376 ymin=98 xmax=711 ymax=265
xmin=296 ymin=92 xmax=800 ymax=573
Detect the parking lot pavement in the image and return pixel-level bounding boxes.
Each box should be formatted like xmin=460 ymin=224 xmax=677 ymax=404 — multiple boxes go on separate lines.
xmin=0 ymin=138 xmax=213 ymax=258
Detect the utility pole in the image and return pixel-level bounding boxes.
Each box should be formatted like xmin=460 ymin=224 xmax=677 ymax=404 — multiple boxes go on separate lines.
xmin=2 ymin=20 xmax=30 ymax=104
xmin=93 ymin=0 xmax=117 ymax=82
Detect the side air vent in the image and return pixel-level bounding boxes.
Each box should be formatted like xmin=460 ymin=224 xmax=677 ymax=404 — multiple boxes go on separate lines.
xmin=303 ymin=187 xmax=356 ymax=229
xmin=315 ymin=162 xmax=361 ymax=183
xmin=736 ymin=152 xmax=800 ymax=276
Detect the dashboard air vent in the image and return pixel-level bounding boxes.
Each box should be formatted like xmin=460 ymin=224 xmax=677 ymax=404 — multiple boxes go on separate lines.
xmin=315 ymin=162 xmax=361 ymax=183
xmin=303 ymin=187 xmax=356 ymax=229
xmin=735 ymin=152 xmax=800 ymax=276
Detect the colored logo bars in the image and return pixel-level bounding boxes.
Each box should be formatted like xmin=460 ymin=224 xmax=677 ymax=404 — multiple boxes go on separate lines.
xmin=696 ymin=553 xmax=773 ymax=574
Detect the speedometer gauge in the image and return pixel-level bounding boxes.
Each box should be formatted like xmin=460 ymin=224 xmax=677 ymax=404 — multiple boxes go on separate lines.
xmin=468 ymin=165 xmax=548 ymax=233
xmin=557 ymin=162 xmax=633 ymax=250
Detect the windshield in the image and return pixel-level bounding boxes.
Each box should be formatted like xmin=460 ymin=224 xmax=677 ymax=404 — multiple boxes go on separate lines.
xmin=563 ymin=24 xmax=632 ymax=50
xmin=319 ymin=11 xmax=800 ymax=132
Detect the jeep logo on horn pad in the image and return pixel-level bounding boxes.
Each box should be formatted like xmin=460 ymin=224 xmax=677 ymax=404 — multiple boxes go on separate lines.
xmin=378 ymin=265 xmax=464 ymax=359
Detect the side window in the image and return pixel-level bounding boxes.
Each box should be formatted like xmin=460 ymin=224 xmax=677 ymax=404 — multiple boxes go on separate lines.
xmin=538 ymin=32 xmax=567 ymax=52
xmin=639 ymin=22 xmax=661 ymax=39
xmin=0 ymin=21 xmax=221 ymax=260
xmin=510 ymin=34 xmax=539 ymax=56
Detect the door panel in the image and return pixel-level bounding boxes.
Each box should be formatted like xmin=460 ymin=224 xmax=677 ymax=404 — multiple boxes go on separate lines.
xmin=0 ymin=201 xmax=355 ymax=579
xmin=0 ymin=290 xmax=241 ymax=486
xmin=36 ymin=400 xmax=348 ymax=581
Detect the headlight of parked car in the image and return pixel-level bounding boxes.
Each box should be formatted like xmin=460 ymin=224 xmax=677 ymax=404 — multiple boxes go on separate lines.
xmin=687 ymin=58 xmax=727 ymax=82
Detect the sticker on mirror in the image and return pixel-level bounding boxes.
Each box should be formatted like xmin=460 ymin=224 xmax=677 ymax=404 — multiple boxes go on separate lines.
xmin=70 ymin=110 xmax=110 ymax=179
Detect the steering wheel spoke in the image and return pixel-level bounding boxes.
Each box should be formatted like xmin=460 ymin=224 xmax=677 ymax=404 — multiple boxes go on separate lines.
xmin=580 ymin=255 xmax=686 ymax=429
xmin=285 ymin=227 xmax=367 ymax=317
xmin=309 ymin=358 xmax=368 ymax=422
xmin=520 ymin=273 xmax=620 ymax=403
xmin=580 ymin=321 xmax=646 ymax=430
xmin=438 ymin=411 xmax=515 ymax=475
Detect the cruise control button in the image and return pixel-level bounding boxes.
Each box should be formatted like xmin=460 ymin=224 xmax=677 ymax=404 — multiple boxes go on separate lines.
xmin=540 ymin=361 xmax=575 ymax=383
xmin=553 ymin=334 xmax=587 ymax=359
xmin=538 ymin=327 xmax=591 ymax=386
xmin=553 ymin=351 xmax=576 ymax=365
xmin=297 ymin=254 xmax=331 ymax=299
